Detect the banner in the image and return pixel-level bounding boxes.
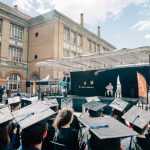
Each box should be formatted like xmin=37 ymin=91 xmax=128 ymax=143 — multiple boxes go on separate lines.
xmin=137 ymin=72 xmax=147 ymax=97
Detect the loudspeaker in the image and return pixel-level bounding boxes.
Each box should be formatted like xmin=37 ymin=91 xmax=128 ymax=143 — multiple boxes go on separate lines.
xmin=26 ymin=81 xmax=31 ymax=87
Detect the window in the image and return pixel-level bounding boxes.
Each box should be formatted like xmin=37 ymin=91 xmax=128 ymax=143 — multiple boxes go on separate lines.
xmin=10 ymin=24 xmax=23 ymax=40
xmin=32 ymin=73 xmax=39 ymax=80
xmin=77 ymin=35 xmax=82 ymax=53
xmin=71 ymin=32 xmax=76 ymax=44
xmin=64 ymin=27 xmax=70 ymax=50
xmin=0 ymin=20 xmax=2 ymax=33
xmin=9 ymin=46 xmax=23 ymax=62
xmin=64 ymin=27 xmax=70 ymax=41
xmin=88 ymin=40 xmax=92 ymax=51
xmin=35 ymin=32 xmax=38 ymax=37
xmin=7 ymin=74 xmax=21 ymax=90
xmin=34 ymin=55 xmax=38 ymax=60
xmin=97 ymin=45 xmax=100 ymax=52
xmin=93 ymin=43 xmax=96 ymax=52
xmin=77 ymin=35 xmax=82 ymax=47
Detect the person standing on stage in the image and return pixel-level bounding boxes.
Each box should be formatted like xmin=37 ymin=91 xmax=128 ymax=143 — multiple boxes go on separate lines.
xmin=63 ymin=72 xmax=70 ymax=95
xmin=105 ymin=82 xmax=113 ymax=97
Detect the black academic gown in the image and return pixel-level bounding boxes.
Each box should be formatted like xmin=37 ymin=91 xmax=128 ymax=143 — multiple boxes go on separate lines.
xmin=90 ymin=132 xmax=121 ymax=150
xmin=9 ymin=123 xmax=20 ymax=149
xmin=0 ymin=144 xmax=9 ymax=150
xmin=42 ymin=115 xmax=80 ymax=150
xmin=54 ymin=127 xmax=79 ymax=150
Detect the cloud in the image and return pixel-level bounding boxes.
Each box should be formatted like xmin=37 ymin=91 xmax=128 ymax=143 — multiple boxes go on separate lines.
xmin=131 ymin=20 xmax=150 ymax=31
xmin=13 ymin=0 xmax=148 ymax=24
xmin=13 ymin=0 xmax=54 ymax=16
xmin=144 ymin=34 xmax=150 ymax=40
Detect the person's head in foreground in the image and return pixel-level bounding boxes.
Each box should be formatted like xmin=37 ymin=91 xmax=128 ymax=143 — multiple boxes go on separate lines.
xmin=53 ymin=107 xmax=74 ymax=129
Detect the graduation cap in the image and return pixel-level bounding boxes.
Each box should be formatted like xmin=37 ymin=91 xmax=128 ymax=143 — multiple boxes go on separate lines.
xmin=122 ymin=106 xmax=150 ymax=130
xmin=82 ymin=101 xmax=107 ymax=117
xmin=78 ymin=114 xmax=137 ymax=139
xmin=21 ymin=96 xmax=38 ymax=103
xmin=12 ymin=101 xmax=55 ymax=129
xmin=86 ymin=96 xmax=100 ymax=102
xmin=8 ymin=96 xmax=21 ymax=105
xmin=21 ymin=96 xmax=39 ymax=107
xmin=0 ymin=106 xmax=13 ymax=127
xmin=43 ymin=99 xmax=58 ymax=108
xmin=109 ymin=98 xmax=129 ymax=112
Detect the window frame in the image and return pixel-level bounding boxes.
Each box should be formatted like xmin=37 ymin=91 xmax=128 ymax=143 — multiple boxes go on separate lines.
xmin=9 ymin=46 xmax=23 ymax=63
xmin=10 ymin=23 xmax=23 ymax=40
xmin=7 ymin=73 xmax=21 ymax=90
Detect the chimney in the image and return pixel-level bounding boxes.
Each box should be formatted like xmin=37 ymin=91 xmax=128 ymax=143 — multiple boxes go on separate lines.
xmin=14 ymin=5 xmax=18 ymax=10
xmin=80 ymin=13 xmax=84 ymax=27
xmin=98 ymin=26 xmax=100 ymax=38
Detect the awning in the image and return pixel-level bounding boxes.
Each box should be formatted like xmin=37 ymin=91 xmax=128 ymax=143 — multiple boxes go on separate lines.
xmin=36 ymin=46 xmax=150 ymax=71
xmin=36 ymin=75 xmax=57 ymax=85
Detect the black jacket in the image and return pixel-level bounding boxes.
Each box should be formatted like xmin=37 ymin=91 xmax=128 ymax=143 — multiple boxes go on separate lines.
xmin=54 ymin=127 xmax=79 ymax=150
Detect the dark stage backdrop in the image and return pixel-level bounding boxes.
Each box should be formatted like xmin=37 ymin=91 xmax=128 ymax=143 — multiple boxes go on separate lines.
xmin=71 ymin=66 xmax=150 ymax=98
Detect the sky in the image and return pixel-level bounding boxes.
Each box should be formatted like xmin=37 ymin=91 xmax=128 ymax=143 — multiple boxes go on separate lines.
xmin=1 ymin=0 xmax=150 ymax=49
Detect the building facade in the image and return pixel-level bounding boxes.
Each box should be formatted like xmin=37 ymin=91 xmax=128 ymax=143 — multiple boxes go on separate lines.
xmin=0 ymin=2 xmax=116 ymax=93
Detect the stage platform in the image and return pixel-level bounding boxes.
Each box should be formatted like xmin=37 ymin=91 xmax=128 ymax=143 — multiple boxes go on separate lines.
xmin=70 ymin=95 xmax=139 ymax=113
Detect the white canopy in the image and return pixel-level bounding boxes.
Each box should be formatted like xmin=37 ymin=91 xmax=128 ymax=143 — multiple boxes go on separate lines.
xmin=36 ymin=75 xmax=55 ymax=82
xmin=37 ymin=46 xmax=150 ymax=71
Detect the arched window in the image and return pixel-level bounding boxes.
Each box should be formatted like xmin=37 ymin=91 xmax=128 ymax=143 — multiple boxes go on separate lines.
xmin=7 ymin=73 xmax=21 ymax=90
xmin=32 ymin=73 xmax=40 ymax=81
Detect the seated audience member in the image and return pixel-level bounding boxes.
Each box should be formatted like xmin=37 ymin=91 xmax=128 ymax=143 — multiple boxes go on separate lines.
xmin=42 ymin=106 xmax=80 ymax=150
xmin=111 ymin=108 xmax=126 ymax=124
xmin=88 ymin=106 xmax=104 ymax=117
xmin=88 ymin=103 xmax=120 ymax=150
xmin=8 ymin=96 xmax=21 ymax=112
xmin=80 ymin=113 xmax=121 ymax=150
xmin=0 ymin=107 xmax=13 ymax=150
xmin=136 ymin=122 xmax=150 ymax=150
xmin=82 ymin=101 xmax=106 ymax=117
xmin=105 ymin=82 xmax=113 ymax=97
xmin=21 ymin=119 xmax=48 ymax=150
xmin=121 ymin=106 xmax=150 ymax=150
xmin=70 ymin=114 xmax=80 ymax=133
xmin=8 ymin=96 xmax=21 ymax=149
xmin=11 ymin=101 xmax=54 ymax=150
xmin=52 ymin=107 xmax=79 ymax=150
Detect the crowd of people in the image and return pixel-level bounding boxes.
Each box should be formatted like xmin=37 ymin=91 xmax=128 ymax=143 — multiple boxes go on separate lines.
xmin=0 ymin=98 xmax=80 ymax=150
xmin=0 ymin=93 xmax=150 ymax=150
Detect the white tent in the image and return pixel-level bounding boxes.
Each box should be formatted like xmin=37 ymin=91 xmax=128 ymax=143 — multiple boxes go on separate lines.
xmin=36 ymin=75 xmax=57 ymax=85
xmin=37 ymin=75 xmax=54 ymax=82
